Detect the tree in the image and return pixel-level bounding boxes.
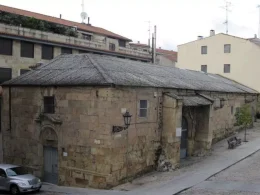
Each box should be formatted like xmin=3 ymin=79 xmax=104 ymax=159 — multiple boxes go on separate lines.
xmin=235 ymin=104 xmax=253 ymax=142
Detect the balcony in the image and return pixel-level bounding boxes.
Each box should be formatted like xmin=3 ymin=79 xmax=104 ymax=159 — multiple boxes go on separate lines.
xmin=0 ymin=23 xmax=152 ymax=60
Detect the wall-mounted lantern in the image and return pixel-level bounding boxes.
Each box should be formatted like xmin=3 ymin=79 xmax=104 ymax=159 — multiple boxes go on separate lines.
xmin=112 ymin=111 xmax=132 ymax=133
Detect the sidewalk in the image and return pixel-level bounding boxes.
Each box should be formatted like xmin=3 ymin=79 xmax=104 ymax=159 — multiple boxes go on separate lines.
xmin=42 ymin=122 xmax=260 ymax=195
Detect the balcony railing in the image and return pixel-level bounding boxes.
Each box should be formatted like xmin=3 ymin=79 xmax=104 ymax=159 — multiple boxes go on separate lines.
xmin=0 ymin=23 xmax=151 ymax=59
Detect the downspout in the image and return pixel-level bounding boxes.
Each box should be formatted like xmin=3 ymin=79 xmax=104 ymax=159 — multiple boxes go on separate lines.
xmin=9 ymin=87 xmax=11 ymax=131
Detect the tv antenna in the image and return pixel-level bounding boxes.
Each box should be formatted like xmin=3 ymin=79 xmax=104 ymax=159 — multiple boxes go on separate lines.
xmin=221 ymin=1 xmax=232 ymax=34
xmin=257 ymin=5 xmax=260 ymax=38
xmin=80 ymin=0 xmax=88 ymax=23
xmin=145 ymin=21 xmax=151 ymax=47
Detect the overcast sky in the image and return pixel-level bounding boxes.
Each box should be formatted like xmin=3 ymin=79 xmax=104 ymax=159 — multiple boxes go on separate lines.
xmin=1 ymin=0 xmax=260 ymax=50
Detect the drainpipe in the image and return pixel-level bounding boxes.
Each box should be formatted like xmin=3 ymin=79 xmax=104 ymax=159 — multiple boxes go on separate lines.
xmin=9 ymin=87 xmax=12 ymax=131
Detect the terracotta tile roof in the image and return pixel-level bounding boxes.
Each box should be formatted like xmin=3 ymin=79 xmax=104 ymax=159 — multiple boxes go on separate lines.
xmin=0 ymin=4 xmax=131 ymax=41
xmin=156 ymin=48 xmax=178 ymax=62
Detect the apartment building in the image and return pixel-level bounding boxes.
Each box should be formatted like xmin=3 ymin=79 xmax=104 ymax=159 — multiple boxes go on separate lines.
xmin=0 ymin=4 xmax=152 ymax=83
xmin=178 ymin=30 xmax=260 ymax=92
xmin=129 ymin=42 xmax=177 ymax=66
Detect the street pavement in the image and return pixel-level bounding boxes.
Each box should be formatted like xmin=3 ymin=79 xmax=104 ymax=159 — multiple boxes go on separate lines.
xmin=180 ymin=150 xmax=260 ymax=195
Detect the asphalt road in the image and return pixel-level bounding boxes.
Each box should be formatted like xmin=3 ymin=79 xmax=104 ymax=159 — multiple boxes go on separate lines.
xmin=180 ymin=150 xmax=260 ymax=195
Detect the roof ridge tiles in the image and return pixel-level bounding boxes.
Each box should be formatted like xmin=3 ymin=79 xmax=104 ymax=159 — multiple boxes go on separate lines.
xmin=86 ymin=54 xmax=114 ymax=85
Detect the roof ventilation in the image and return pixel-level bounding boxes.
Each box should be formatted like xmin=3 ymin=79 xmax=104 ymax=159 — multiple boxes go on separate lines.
xmin=197 ymin=36 xmax=203 ymax=40
xmin=210 ymin=30 xmax=215 ymax=36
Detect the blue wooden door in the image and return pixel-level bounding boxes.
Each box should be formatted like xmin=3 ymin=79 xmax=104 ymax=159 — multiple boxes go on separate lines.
xmin=43 ymin=146 xmax=58 ymax=184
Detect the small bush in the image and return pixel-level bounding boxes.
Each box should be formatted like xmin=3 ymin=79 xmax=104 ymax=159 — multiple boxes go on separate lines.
xmin=235 ymin=104 xmax=253 ymax=128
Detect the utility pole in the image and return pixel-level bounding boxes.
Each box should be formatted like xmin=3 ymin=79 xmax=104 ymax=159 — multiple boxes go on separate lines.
xmin=221 ymin=1 xmax=232 ymax=34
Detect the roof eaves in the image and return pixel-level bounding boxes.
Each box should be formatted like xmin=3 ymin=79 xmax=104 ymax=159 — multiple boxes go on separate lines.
xmin=178 ymin=33 xmax=246 ymax=47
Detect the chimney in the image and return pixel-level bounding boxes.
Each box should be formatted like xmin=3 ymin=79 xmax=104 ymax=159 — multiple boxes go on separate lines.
xmin=159 ymin=47 xmax=161 ymax=49
xmin=255 ymin=34 xmax=257 ymax=38
xmin=210 ymin=30 xmax=215 ymax=36
xmin=197 ymin=36 xmax=203 ymax=40
xmin=138 ymin=41 xmax=140 ymax=44
xmin=87 ymin=17 xmax=91 ymax=25
xmin=60 ymin=14 xmax=62 ymax=19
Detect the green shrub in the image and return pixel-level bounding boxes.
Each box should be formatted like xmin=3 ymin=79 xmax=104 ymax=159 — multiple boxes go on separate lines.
xmin=235 ymin=104 xmax=253 ymax=128
xmin=0 ymin=11 xmax=78 ymax=38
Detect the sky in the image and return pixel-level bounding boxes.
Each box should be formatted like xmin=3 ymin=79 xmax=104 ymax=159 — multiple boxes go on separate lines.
xmin=1 ymin=0 xmax=260 ymax=50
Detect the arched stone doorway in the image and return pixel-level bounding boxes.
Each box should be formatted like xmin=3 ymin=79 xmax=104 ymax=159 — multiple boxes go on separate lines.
xmin=40 ymin=127 xmax=58 ymax=184
xmin=180 ymin=116 xmax=188 ymax=159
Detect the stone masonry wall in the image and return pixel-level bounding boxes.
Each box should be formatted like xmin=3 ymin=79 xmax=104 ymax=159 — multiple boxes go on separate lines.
xmin=206 ymin=92 xmax=257 ymax=143
xmin=1 ymin=86 xmax=162 ymax=188
xmin=1 ymin=86 xmax=257 ymax=189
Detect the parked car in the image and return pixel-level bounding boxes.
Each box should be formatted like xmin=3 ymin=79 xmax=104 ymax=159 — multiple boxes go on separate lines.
xmin=0 ymin=164 xmax=41 ymax=194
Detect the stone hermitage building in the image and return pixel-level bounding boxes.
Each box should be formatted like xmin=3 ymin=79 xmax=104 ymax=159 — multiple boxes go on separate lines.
xmin=0 ymin=54 xmax=258 ymax=188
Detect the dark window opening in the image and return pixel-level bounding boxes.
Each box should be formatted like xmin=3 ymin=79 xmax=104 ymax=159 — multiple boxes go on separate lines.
xmin=79 ymin=50 xmax=90 ymax=54
xmin=119 ymin=40 xmax=126 ymax=47
xmin=109 ymin=43 xmax=116 ymax=51
xmin=0 ymin=38 xmax=12 ymax=56
xmin=201 ymin=65 xmax=207 ymax=73
xmin=0 ymin=68 xmax=12 ymax=83
xmin=21 ymin=41 xmax=34 ymax=58
xmin=44 ymin=96 xmax=55 ymax=114
xmin=224 ymin=64 xmax=231 ymax=73
xmin=82 ymin=34 xmax=92 ymax=41
xmin=20 ymin=69 xmax=30 ymax=75
xmin=231 ymin=106 xmax=234 ymax=115
xmin=201 ymin=46 xmax=207 ymax=54
xmin=61 ymin=47 xmax=72 ymax=54
xmin=139 ymin=100 xmax=148 ymax=117
xmin=42 ymin=45 xmax=53 ymax=60
xmin=224 ymin=44 xmax=231 ymax=53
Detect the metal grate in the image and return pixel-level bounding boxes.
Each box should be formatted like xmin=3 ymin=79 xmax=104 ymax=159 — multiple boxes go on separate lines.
xmin=28 ymin=178 xmax=38 ymax=185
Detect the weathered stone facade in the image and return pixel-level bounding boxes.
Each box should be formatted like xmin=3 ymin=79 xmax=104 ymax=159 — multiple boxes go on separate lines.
xmin=0 ymin=86 xmax=257 ymax=188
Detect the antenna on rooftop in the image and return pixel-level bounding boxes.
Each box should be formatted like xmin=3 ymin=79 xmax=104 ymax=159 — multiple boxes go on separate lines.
xmin=257 ymin=5 xmax=260 ymax=38
xmin=145 ymin=21 xmax=151 ymax=47
xmin=221 ymin=0 xmax=232 ymax=34
xmin=80 ymin=0 xmax=88 ymax=23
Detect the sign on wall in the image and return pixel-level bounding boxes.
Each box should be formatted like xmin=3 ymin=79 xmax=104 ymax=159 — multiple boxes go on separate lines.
xmin=176 ymin=127 xmax=182 ymax=137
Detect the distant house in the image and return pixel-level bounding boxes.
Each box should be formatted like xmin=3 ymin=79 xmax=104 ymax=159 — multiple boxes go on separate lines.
xmin=178 ymin=30 xmax=260 ymax=92
xmin=129 ymin=42 xmax=177 ymax=66
xmin=156 ymin=47 xmax=177 ymax=67
xmin=0 ymin=4 xmax=151 ymax=83
xmin=1 ymin=54 xmax=257 ymax=189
